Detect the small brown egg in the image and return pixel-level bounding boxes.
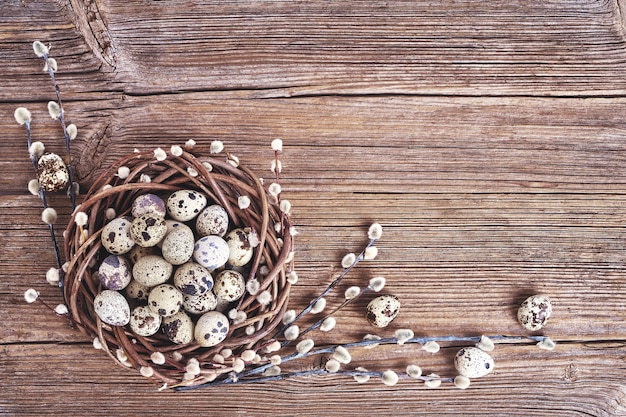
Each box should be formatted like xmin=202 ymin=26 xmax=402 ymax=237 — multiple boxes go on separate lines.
xmin=195 ymin=311 xmax=229 ymax=347
xmin=101 ymin=217 xmax=135 ymax=255
xmin=454 ymin=347 xmax=495 ymax=379
xmin=366 ymin=295 xmax=400 ymax=328
xmin=166 ymin=189 xmax=208 ymax=222
xmin=132 ymin=255 xmax=173 ymax=287
xmin=129 ymin=305 xmax=162 ymax=337
xmin=37 ymin=153 xmax=69 ymax=192
xmin=161 ymin=226 xmax=195 ymax=265
xmin=98 ymin=254 xmax=132 ymax=290
xmin=94 ymin=290 xmax=130 ymax=326
xmin=131 ymin=193 xmax=166 ymax=218
xmin=196 ymin=204 xmax=229 ymax=237
xmin=148 ymin=284 xmax=184 ymax=317
xmin=130 ymin=214 xmax=167 ymax=247
xmin=183 ymin=291 xmax=218 ymax=315
xmin=225 ymin=228 xmax=254 ymax=267
xmin=162 ymin=311 xmax=195 ymax=344
xmin=517 ymin=294 xmax=552 ymax=331
xmin=173 ymin=262 xmax=213 ymax=296
xmin=213 ymin=270 xmax=245 ymax=302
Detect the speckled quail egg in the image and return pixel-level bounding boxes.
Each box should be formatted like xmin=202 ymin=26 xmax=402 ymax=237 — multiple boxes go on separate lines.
xmin=162 ymin=311 xmax=195 ymax=344
xmin=148 ymin=284 xmax=184 ymax=317
xmin=173 ymin=262 xmax=213 ymax=296
xmin=366 ymin=295 xmax=400 ymax=328
xmin=132 ymin=255 xmax=173 ymax=287
xmin=98 ymin=254 xmax=132 ymax=290
xmin=454 ymin=347 xmax=495 ymax=379
xmin=127 ymin=244 xmax=160 ymax=264
xmin=167 ymin=189 xmax=208 ymax=222
xmin=517 ymin=294 xmax=552 ymax=331
xmin=93 ymin=290 xmax=130 ymax=326
xmin=37 ymin=153 xmax=69 ymax=192
xmin=195 ymin=204 xmax=229 ymax=237
xmin=101 ymin=217 xmax=135 ymax=255
xmin=213 ymin=270 xmax=245 ymax=302
xmin=183 ymin=291 xmax=218 ymax=315
xmin=195 ymin=311 xmax=229 ymax=347
xmin=161 ymin=225 xmax=195 ymax=265
xmin=129 ymin=305 xmax=162 ymax=337
xmin=130 ymin=213 xmax=167 ymax=247
xmin=131 ymin=193 xmax=166 ymax=218
xmin=224 ymin=228 xmax=254 ymax=267
xmin=193 ymin=235 xmax=230 ymax=270
xmin=124 ymin=279 xmax=151 ymax=301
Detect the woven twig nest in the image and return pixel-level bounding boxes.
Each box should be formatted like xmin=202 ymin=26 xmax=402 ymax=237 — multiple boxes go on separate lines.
xmin=63 ymin=149 xmax=293 ymax=387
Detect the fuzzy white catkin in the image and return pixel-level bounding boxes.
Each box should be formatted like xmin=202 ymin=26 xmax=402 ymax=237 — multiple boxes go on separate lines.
xmin=74 ymin=211 xmax=88 ymax=227
xmin=368 ymin=276 xmax=386 ymax=292
xmin=41 ymin=207 xmax=58 ymax=224
xmin=140 ymin=174 xmax=151 ymax=183
xmin=424 ymin=374 xmax=442 ymax=388
xmin=93 ymin=337 xmax=102 ymax=350
xmin=233 ymin=358 xmax=245 ymax=373
xmin=33 ymin=41 xmax=49 ymax=57
xmin=67 ymin=124 xmax=78 ymax=140
xmin=332 ymin=346 xmax=351 ymax=364
xmin=264 ymin=340 xmax=282 ymax=353
xmin=170 ymin=145 xmax=183 ymax=156
xmin=368 ymin=223 xmax=383 ymax=240
xmin=45 ymin=57 xmax=58 ymax=72
xmin=46 ymin=267 xmax=60 ymax=285
xmin=362 ymin=334 xmax=381 ymax=349
xmin=117 ymin=166 xmax=130 ymax=179
xmin=296 ymin=339 xmax=314 ymax=354
xmin=320 ymin=317 xmax=336 ymax=332
xmin=537 ymin=337 xmax=556 ymax=351
xmin=105 ymin=208 xmax=116 ymax=220
xmin=263 ymin=366 xmax=281 ymax=377
xmin=395 ymin=329 xmax=414 ymax=345
xmin=325 ymin=359 xmax=340 ymax=373
xmin=422 ymin=341 xmax=440 ymax=353
xmin=256 ymin=290 xmax=272 ymax=306
xmin=406 ymin=364 xmax=422 ymax=379
xmin=344 ymin=286 xmax=361 ymax=300
xmin=47 ymin=101 xmax=61 ymax=119
xmin=381 ymin=370 xmax=399 ymax=386
xmin=477 ymin=335 xmax=495 ymax=352
xmin=29 ymin=141 xmax=45 ymax=158
xmin=287 ymin=271 xmax=298 ymax=284
xmin=364 ymin=246 xmax=378 ymax=260
xmin=241 ymin=350 xmax=256 ymax=362
xmin=238 ymin=195 xmax=251 ymax=210
xmin=270 ymin=159 xmax=282 ymax=174
xmin=246 ymin=278 xmax=260 ymax=295
xmin=282 ymin=309 xmax=296 ymax=325
xmin=154 ymin=147 xmax=167 ymax=161
xmin=310 ymin=298 xmax=326 ymax=314
xmin=187 ymin=167 xmax=198 ymax=177
xmin=185 ymin=139 xmax=196 ymax=149
xmin=14 ymin=107 xmax=32 ymax=125
xmin=24 ymin=288 xmax=39 ymax=303
xmin=271 ymin=138 xmax=283 ymax=151
xmin=150 ymin=352 xmax=166 ymax=365
xmin=284 ymin=325 xmax=300 ymax=341
xmin=54 ymin=304 xmax=68 ymax=315
xmin=227 ymin=154 xmax=240 ymax=167
xmin=454 ymin=375 xmax=471 ymax=389
xmin=268 ymin=183 xmax=281 ymax=197
xmin=210 ymin=140 xmax=224 ymax=153
xmin=279 ymin=199 xmax=291 ymax=214
xmin=28 ymin=179 xmax=40 ymax=196
xmin=341 ymin=253 xmax=356 ymax=268
xmin=140 ymin=366 xmax=154 ymax=378
xmin=353 ymin=367 xmax=371 ymax=383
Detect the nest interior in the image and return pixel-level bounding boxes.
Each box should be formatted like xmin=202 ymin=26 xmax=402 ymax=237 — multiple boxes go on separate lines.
xmin=63 ymin=149 xmax=293 ymax=386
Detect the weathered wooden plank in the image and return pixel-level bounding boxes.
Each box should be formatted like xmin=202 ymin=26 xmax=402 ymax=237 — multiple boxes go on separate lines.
xmin=4 ymin=95 xmax=626 ymax=194
xmin=1 ymin=342 xmax=625 ymax=416
xmin=100 ymin=0 xmax=626 ymax=96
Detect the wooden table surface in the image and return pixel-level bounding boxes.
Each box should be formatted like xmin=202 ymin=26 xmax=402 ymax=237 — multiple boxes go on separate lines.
xmin=3 ymin=0 xmax=626 ymax=415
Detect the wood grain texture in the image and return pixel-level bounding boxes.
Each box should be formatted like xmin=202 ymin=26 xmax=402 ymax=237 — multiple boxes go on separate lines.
xmin=2 ymin=0 xmax=626 ymax=415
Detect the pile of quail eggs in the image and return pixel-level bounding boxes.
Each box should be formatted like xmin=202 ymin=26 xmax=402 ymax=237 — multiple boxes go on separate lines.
xmin=92 ymin=190 xmax=256 ymax=348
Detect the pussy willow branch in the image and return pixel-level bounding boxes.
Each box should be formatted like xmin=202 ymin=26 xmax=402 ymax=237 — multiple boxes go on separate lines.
xmin=41 ymin=51 xmax=77 ymax=210
xmin=23 ymin=120 xmax=64 ymax=272
xmin=177 ymin=334 xmax=550 ymax=390
xmin=273 ymin=237 xmax=379 ymax=339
